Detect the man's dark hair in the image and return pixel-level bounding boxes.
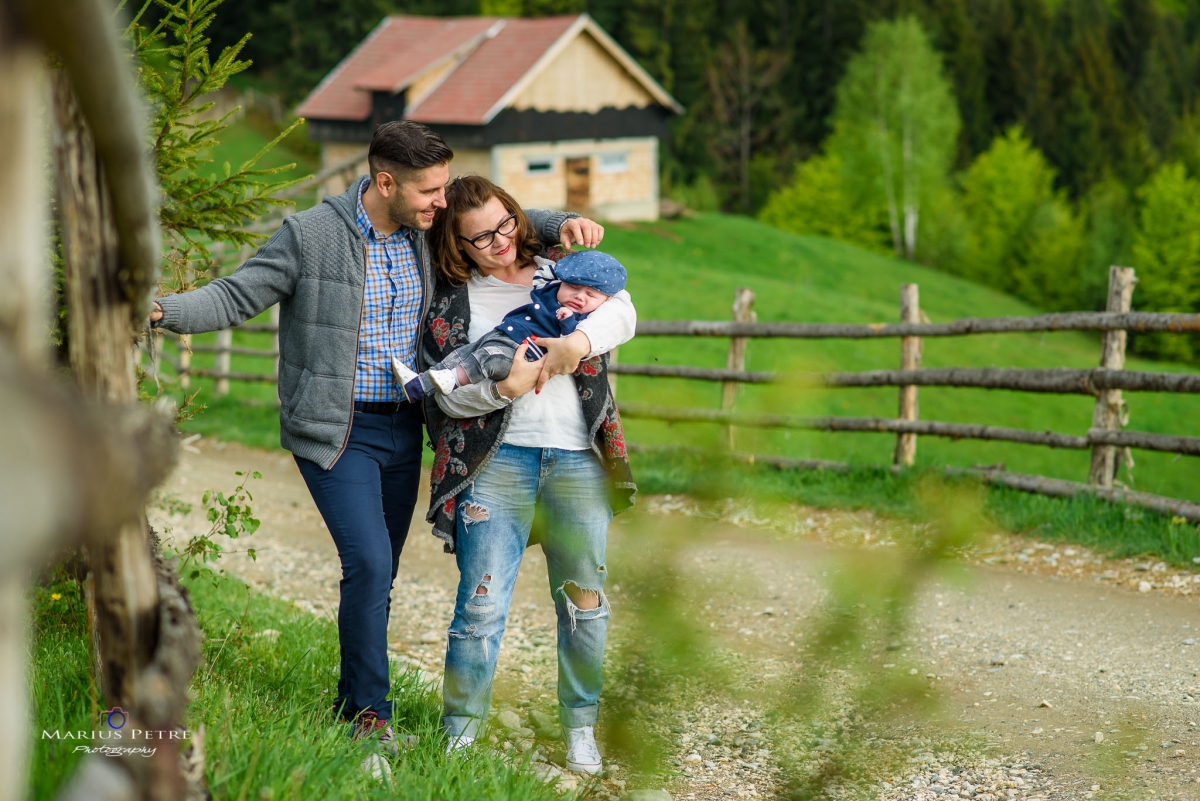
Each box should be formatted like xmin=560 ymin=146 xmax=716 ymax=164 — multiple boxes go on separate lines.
xmin=367 ymin=120 xmax=454 ymax=184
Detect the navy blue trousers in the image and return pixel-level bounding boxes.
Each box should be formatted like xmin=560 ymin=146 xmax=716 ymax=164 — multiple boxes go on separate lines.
xmin=294 ymin=405 xmax=423 ymax=722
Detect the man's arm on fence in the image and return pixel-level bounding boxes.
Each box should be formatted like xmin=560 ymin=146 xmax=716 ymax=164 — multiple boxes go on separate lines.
xmin=155 ymin=221 xmax=301 ymax=334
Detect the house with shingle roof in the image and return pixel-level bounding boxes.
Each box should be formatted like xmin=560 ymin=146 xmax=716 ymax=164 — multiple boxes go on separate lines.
xmin=296 ymin=13 xmax=683 ymax=221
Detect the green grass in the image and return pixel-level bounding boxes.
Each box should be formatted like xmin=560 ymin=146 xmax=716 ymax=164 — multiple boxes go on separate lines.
xmin=602 ymin=214 xmax=1200 ymax=502
xmin=197 ymin=110 xmax=318 ymax=187
xmin=29 ymin=572 xmax=94 ymax=800
xmin=30 ymin=569 xmax=570 ymax=800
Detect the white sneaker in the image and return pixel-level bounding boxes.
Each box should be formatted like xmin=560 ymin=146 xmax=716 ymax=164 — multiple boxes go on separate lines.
xmin=445 ymin=733 xmax=475 ymax=755
xmin=391 ymin=356 xmax=418 ymax=386
xmin=360 ymin=752 xmax=391 ymax=780
xmin=564 ymin=725 xmax=602 ymax=775
xmin=428 ymin=368 xmax=458 ymax=396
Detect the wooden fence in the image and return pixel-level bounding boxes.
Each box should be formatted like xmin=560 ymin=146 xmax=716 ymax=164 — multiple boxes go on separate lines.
xmin=154 ymin=266 xmax=1200 ymax=521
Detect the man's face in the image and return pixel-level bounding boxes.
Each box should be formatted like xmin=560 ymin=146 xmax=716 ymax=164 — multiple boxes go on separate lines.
xmin=381 ymin=163 xmax=450 ymax=230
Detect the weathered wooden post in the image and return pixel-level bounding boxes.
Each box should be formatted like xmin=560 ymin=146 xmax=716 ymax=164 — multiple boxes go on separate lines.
xmin=0 ymin=24 xmax=48 ymax=800
xmin=269 ymin=303 xmax=281 ymax=404
xmin=214 ymin=327 xmax=232 ymax=395
xmin=607 ymin=346 xmax=619 ymax=400
xmin=1088 ymin=266 xmax=1137 ymax=487
xmin=893 ymin=283 xmax=921 ymax=466
xmin=176 ymin=264 xmax=195 ymax=389
xmin=213 ymin=246 xmax=248 ymax=397
xmin=722 ymin=288 xmax=756 ymax=449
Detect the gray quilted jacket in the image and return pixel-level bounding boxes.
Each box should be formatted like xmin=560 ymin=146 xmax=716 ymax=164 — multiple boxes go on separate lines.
xmin=156 ymin=176 xmax=578 ymax=469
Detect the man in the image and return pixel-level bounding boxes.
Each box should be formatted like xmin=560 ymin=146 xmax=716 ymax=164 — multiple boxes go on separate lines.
xmin=151 ymin=121 xmax=602 ymax=755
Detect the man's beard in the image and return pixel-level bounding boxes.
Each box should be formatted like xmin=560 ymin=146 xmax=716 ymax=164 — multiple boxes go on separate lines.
xmin=388 ymin=194 xmax=429 ymax=230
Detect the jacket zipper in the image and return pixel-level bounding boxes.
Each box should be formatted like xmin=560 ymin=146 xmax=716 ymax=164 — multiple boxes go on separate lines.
xmin=330 ymin=238 xmax=369 ymax=467
xmin=414 ymin=232 xmax=433 ymax=427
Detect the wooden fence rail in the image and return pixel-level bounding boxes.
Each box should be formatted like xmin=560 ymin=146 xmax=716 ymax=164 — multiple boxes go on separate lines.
xmin=609 ymin=363 xmax=1200 ymax=395
xmin=154 ymin=265 xmax=1200 ymax=518
xmin=635 ymin=310 xmax=1200 ymax=339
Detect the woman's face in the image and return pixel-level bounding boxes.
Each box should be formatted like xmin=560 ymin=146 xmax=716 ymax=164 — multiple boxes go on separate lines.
xmin=458 ymin=196 xmax=520 ymax=275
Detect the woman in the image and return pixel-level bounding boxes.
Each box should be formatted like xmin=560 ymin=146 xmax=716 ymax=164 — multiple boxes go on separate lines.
xmin=421 ymin=175 xmax=636 ymax=774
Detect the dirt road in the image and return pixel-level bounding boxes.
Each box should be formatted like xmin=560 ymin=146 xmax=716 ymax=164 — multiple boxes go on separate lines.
xmin=153 ymin=437 xmax=1200 ymax=800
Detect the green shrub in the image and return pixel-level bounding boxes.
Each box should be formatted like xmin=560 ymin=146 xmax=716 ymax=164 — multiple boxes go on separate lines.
xmin=1130 ymin=162 xmax=1200 ymax=362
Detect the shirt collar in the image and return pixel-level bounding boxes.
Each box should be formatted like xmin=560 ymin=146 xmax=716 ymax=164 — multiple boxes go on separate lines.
xmin=356 ymin=180 xmax=411 ymax=242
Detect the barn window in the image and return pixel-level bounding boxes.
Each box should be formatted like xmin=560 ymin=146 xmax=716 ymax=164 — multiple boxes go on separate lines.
xmin=598 ymin=152 xmax=628 ymax=174
xmin=526 ymin=158 xmax=554 ymax=175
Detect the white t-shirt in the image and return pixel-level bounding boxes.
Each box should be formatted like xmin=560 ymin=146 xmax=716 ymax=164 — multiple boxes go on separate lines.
xmin=433 ymin=258 xmax=636 ymax=450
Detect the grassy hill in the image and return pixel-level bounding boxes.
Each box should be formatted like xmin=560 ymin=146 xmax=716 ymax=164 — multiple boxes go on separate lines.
xmin=605 ymin=213 xmax=1200 ymax=503
xmin=166 ymin=211 xmax=1200 ymax=503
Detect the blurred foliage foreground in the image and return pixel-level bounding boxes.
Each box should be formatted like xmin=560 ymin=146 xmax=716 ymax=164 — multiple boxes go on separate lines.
xmin=599 ymin=474 xmax=987 ymax=799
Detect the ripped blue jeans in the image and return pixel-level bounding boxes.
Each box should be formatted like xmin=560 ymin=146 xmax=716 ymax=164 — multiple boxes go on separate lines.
xmin=442 ymin=444 xmax=612 ymax=739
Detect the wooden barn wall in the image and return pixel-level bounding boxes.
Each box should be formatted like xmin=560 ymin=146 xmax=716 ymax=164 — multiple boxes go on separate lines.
xmin=512 ymin=30 xmax=654 ymax=114
xmin=495 ymin=136 xmax=658 ymax=221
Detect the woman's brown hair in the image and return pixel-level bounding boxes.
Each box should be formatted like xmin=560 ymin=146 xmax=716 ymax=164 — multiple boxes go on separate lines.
xmin=428 ymin=175 xmax=544 ymax=286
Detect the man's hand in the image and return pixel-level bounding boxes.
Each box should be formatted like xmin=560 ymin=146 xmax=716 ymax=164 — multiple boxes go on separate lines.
xmin=559 ymin=217 xmax=604 ymax=250
xmin=495 ymin=340 xmax=544 ymax=400
xmin=150 ymin=301 xmax=163 ymax=323
xmin=533 ymin=331 xmax=591 ymax=393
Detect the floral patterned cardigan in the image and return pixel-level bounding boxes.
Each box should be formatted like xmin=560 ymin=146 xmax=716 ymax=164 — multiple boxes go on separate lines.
xmin=420 ymin=271 xmax=636 ymax=553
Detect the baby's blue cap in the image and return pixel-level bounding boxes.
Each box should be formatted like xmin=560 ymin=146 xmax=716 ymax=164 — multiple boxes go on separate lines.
xmin=553 ymin=250 xmax=627 ymax=296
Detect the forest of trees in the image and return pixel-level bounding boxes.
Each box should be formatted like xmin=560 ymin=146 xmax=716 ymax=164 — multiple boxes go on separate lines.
xmin=205 ymin=0 xmax=1200 ymax=361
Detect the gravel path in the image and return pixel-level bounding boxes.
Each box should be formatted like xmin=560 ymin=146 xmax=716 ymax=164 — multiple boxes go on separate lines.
xmin=152 ymin=438 xmax=1200 ymax=800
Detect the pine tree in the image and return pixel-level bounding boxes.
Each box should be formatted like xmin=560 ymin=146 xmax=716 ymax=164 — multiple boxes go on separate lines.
xmin=127 ymin=0 xmax=305 ymax=296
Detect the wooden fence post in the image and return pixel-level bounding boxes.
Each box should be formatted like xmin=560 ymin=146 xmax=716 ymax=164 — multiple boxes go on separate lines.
xmin=1088 ymin=266 xmax=1137 ymax=487
xmin=214 ymin=328 xmax=232 ymax=396
xmin=608 ymin=346 xmax=619 ymax=400
xmin=722 ymin=288 xmax=756 ymax=449
xmin=894 ymin=283 xmax=922 ymax=466
xmin=269 ymin=304 xmax=281 ymax=405
xmin=177 ymin=266 xmax=194 ymax=389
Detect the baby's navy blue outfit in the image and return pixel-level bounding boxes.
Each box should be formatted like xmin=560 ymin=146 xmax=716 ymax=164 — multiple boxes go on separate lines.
xmin=495 ymin=282 xmax=586 ymax=359
xmin=399 ymin=250 xmax=627 ymax=401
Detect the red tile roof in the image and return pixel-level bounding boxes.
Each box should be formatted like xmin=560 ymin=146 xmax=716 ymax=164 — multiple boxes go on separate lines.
xmin=408 ymin=16 xmax=578 ymax=125
xmin=296 ymin=17 xmax=497 ymax=121
xmin=297 ymin=15 xmax=582 ymax=125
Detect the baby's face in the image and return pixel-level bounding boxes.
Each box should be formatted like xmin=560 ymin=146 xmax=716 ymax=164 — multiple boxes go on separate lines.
xmin=557 ymin=282 xmax=609 ymax=314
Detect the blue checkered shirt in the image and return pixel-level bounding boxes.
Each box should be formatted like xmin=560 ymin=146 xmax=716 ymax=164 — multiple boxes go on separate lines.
xmin=354 ymin=185 xmax=424 ymax=402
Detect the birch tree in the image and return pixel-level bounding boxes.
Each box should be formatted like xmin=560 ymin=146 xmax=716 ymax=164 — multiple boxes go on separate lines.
xmin=829 ymin=17 xmax=960 ymax=261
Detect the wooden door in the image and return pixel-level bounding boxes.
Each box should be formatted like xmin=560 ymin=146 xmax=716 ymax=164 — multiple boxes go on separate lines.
xmin=565 ymin=157 xmax=591 ymax=214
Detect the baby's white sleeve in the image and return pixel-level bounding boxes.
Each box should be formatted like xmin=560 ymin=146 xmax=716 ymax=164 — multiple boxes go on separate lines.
xmin=575 ymin=289 xmax=636 ymax=357
xmin=434 ymin=381 xmax=509 ymax=418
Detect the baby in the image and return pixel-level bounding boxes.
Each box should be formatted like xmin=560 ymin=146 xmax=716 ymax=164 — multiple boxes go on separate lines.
xmin=392 ymin=249 xmax=627 ymax=402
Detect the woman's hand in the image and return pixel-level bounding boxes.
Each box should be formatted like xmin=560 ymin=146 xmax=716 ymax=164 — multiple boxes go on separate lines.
xmin=533 ymin=331 xmax=592 ymax=393
xmin=559 ymin=217 xmax=604 ymax=249
xmin=495 ymin=340 xmax=544 ymax=400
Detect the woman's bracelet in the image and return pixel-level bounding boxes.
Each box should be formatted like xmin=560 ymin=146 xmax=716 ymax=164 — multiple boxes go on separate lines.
xmin=488 ymin=381 xmax=512 ymax=404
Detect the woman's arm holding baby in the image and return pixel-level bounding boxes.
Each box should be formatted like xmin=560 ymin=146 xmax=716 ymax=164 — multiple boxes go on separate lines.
xmin=434 ymin=340 xmax=544 ymax=418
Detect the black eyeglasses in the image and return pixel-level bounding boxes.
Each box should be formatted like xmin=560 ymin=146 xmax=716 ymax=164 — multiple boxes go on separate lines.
xmin=459 ymin=213 xmax=517 ymax=250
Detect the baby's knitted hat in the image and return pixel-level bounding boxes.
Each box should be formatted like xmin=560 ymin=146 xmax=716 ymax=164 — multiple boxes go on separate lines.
xmin=553 ymin=250 xmax=627 ymax=296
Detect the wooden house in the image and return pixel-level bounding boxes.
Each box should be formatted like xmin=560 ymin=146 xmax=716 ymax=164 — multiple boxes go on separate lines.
xmin=295 ymin=14 xmax=683 ymax=221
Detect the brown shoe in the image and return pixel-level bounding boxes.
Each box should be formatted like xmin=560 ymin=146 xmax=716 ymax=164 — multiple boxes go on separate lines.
xmin=352 ymin=711 xmax=399 ymax=757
